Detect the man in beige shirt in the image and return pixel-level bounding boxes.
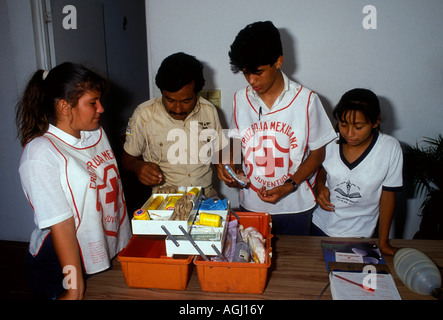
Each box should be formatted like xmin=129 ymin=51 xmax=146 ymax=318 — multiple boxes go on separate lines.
xmin=122 ymin=52 xmax=228 ymax=197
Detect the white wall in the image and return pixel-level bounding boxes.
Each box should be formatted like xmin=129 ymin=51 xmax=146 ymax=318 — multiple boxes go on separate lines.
xmin=145 ymin=0 xmax=443 ymax=239
xmin=0 ymin=0 xmax=39 ymax=242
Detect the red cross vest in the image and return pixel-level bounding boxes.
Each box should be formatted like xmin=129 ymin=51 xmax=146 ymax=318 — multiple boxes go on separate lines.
xmin=231 ymin=81 xmax=335 ymax=214
xmin=43 ymin=128 xmax=131 ymax=273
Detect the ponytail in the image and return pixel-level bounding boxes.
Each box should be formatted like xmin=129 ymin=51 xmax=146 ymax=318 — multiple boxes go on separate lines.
xmin=15 ymin=63 xmax=107 ymax=146
xmin=16 ymin=70 xmax=51 ymax=146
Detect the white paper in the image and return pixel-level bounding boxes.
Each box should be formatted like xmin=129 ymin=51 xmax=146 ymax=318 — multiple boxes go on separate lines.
xmin=330 ymin=271 xmax=402 ymax=300
xmin=335 ymin=252 xmax=364 ymax=263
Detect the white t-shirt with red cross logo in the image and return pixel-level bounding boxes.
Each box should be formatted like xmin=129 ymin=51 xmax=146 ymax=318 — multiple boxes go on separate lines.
xmin=229 ymin=73 xmax=336 ymax=214
xmin=19 ymin=125 xmax=131 ymax=274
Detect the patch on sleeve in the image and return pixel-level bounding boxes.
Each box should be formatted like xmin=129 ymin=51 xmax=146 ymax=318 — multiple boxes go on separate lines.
xmin=125 ymin=118 xmax=133 ymax=135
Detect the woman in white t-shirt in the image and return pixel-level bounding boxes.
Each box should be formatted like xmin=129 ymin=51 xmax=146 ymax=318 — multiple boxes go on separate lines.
xmin=16 ymin=62 xmax=131 ymax=299
xmin=311 ymin=88 xmax=403 ymax=256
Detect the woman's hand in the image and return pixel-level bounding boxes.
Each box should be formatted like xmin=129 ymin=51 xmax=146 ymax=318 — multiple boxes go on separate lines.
xmin=51 ymin=217 xmax=85 ymax=300
xmin=316 ymin=184 xmax=335 ymax=212
xmin=379 ymin=241 xmax=397 ymax=256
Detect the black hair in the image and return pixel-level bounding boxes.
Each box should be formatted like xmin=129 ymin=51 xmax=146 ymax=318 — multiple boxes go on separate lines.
xmin=155 ymin=52 xmax=205 ymax=94
xmin=229 ymin=21 xmax=283 ymax=74
xmin=333 ymin=88 xmax=381 ymax=144
xmin=16 ymin=62 xmax=107 ymax=146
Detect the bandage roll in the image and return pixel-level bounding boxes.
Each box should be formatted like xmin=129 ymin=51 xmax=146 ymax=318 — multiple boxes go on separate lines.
xmin=147 ymin=196 xmax=164 ymax=210
xmin=198 ymin=212 xmax=222 ymax=227
xmin=133 ymin=209 xmax=150 ymax=220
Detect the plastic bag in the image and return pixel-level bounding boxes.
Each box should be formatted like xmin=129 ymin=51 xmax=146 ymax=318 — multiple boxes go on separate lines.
xmin=211 ymin=219 xmax=237 ymax=262
xmin=240 ymin=226 xmax=265 ymax=244
xmin=241 ymin=227 xmax=266 ymax=264
xmin=200 ymin=198 xmax=228 ymax=210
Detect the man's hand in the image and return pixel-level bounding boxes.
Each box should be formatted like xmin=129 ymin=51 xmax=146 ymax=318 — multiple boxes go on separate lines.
xmin=135 ymin=161 xmax=163 ymax=186
xmin=122 ymin=151 xmax=163 ymax=186
xmin=257 ymin=184 xmax=293 ymax=203
xmin=216 ymin=163 xmax=248 ymax=188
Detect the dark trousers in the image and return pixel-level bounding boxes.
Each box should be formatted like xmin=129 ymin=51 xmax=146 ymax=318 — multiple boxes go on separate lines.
xmin=240 ymin=205 xmax=315 ymax=235
xmin=310 ymin=222 xmax=329 ymax=237
xmin=25 ymin=233 xmax=66 ymax=300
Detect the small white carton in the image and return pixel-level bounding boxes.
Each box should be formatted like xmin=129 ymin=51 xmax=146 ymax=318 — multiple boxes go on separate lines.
xmin=165 ymin=210 xmax=229 ymax=257
xmin=131 ymin=187 xmax=202 ymax=236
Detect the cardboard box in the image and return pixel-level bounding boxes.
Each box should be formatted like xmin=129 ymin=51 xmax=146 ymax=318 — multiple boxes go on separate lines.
xmin=117 ymin=235 xmax=193 ymax=290
xmin=193 ymin=211 xmax=272 ymax=294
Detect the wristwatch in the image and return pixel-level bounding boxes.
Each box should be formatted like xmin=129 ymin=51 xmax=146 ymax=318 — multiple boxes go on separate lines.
xmin=285 ymin=178 xmax=298 ymax=192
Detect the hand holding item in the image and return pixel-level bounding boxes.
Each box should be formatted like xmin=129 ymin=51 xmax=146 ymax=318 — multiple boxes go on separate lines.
xmin=217 ymin=164 xmax=250 ymax=188
xmin=257 ymin=184 xmax=293 ymax=204
xmin=136 ymin=161 xmax=163 ymax=186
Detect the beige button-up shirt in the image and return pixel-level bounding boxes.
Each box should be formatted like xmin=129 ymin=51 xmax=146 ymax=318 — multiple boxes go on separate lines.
xmin=124 ymin=97 xmax=228 ymax=195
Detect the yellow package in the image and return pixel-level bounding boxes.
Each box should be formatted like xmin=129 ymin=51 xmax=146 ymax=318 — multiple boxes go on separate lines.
xmin=147 ymin=196 xmax=164 ymax=210
xmin=133 ymin=209 xmax=150 ymax=220
xmin=187 ymin=187 xmax=200 ymax=197
xmin=165 ymin=195 xmax=182 ymax=210
xmin=198 ymin=212 xmax=222 ymax=227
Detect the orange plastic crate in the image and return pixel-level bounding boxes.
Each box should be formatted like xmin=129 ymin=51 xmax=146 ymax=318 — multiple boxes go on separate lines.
xmin=118 ymin=235 xmax=193 ymax=290
xmin=193 ymin=212 xmax=272 ymax=294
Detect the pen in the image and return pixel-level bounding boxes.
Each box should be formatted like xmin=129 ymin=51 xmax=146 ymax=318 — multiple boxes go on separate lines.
xmin=333 ymin=274 xmax=375 ymax=292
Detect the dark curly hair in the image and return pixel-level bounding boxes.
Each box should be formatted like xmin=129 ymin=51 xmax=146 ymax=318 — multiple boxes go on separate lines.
xmin=229 ymin=21 xmax=283 ymax=74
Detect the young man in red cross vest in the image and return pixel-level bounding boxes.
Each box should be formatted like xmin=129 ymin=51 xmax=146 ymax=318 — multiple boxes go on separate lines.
xmin=218 ymin=21 xmax=336 ymax=235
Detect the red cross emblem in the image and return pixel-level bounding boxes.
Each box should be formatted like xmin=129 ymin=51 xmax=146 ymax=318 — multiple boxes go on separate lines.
xmin=255 ymin=146 xmax=285 ymax=177
xmin=96 ymin=164 xmax=127 ymax=237
xmin=105 ymin=176 xmax=119 ymax=212
xmin=244 ymin=135 xmax=293 ymax=177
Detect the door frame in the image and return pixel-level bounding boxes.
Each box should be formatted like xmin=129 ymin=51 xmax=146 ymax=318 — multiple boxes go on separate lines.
xmin=30 ymin=0 xmax=56 ymax=70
